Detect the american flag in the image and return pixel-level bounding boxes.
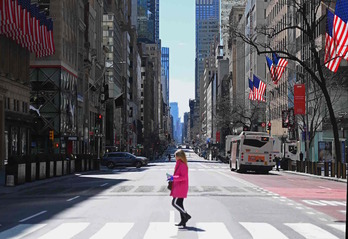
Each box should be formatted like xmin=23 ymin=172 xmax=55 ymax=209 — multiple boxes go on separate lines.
xmin=266 ymin=56 xmax=276 ymax=82
xmin=248 ymin=78 xmax=254 ymax=100
xmin=333 ymin=0 xmax=348 ymax=61
xmin=325 ymin=9 xmax=342 ymax=72
xmin=253 ymin=75 xmax=266 ymax=102
xmin=0 ymin=0 xmax=55 ymax=58
xmin=272 ymin=53 xmax=288 ymax=84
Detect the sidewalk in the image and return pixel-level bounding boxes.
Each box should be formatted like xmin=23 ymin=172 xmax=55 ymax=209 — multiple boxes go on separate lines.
xmin=280 ymin=169 xmax=347 ymax=183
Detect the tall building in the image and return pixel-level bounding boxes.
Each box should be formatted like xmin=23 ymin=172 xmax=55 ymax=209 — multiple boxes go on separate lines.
xmin=103 ymin=13 xmax=123 ymax=148
xmin=30 ymin=0 xmax=104 ymax=155
xmin=161 ymin=47 xmax=169 ymax=105
xmin=170 ymin=102 xmax=179 ymax=142
xmin=221 ymin=0 xmax=246 ymax=61
xmin=195 ymin=0 xmax=219 ymax=101
xmin=137 ymin=0 xmax=159 ymax=44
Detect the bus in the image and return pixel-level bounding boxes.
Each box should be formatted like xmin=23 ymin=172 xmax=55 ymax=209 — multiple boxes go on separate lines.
xmin=226 ymin=131 xmax=275 ymax=173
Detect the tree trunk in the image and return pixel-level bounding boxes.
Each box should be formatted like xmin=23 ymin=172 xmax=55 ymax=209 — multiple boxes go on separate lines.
xmin=321 ymin=84 xmax=341 ymax=176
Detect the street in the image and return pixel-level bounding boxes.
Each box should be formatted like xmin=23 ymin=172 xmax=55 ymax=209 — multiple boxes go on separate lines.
xmin=0 ymin=147 xmax=345 ymax=239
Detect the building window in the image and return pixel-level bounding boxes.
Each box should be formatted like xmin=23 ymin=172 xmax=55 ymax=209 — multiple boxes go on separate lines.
xmin=4 ymin=97 xmax=9 ymax=110
xmin=13 ymin=99 xmax=17 ymax=111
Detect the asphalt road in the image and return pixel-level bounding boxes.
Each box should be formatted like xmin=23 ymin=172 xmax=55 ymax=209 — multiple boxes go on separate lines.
xmin=0 ymin=147 xmax=345 ymax=238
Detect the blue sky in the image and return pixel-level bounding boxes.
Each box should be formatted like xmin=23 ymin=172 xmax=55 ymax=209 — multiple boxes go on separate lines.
xmin=160 ymin=0 xmax=195 ymax=121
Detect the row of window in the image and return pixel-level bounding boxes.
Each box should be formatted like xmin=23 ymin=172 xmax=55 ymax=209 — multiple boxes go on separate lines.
xmin=271 ymin=104 xmax=287 ymax=120
xmin=4 ymin=98 xmax=29 ymax=113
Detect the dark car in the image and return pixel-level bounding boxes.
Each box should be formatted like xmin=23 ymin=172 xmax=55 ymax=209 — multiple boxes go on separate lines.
xmin=101 ymin=152 xmax=149 ymax=169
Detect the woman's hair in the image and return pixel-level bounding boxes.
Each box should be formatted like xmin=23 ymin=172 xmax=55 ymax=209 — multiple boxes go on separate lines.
xmin=175 ymin=149 xmax=187 ymax=165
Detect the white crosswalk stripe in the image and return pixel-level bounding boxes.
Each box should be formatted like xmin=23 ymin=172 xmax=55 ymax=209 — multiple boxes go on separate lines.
xmin=143 ymin=222 xmax=178 ymax=239
xmin=196 ymin=223 xmax=233 ymax=239
xmin=240 ymin=222 xmax=288 ymax=239
xmin=328 ymin=224 xmax=345 ymax=233
xmin=0 ymin=221 xmax=343 ymax=239
xmin=285 ymin=223 xmax=340 ymax=239
xmin=90 ymin=223 xmax=134 ymax=239
xmin=37 ymin=223 xmax=89 ymax=239
xmin=0 ymin=224 xmax=46 ymax=239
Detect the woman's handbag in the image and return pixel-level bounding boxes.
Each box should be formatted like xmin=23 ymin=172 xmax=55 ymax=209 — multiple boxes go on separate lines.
xmin=167 ymin=180 xmax=173 ymax=190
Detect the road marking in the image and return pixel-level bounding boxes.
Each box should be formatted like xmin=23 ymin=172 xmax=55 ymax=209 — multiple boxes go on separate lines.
xmin=169 ymin=211 xmax=175 ymax=223
xmin=198 ymin=163 xmax=210 ymax=168
xmin=302 ymin=200 xmax=346 ymax=206
xmin=196 ymin=223 xmax=233 ymax=239
xmin=67 ymin=196 xmax=80 ymax=202
xmin=38 ymin=222 xmax=89 ymax=239
xmin=143 ymin=222 xmax=178 ymax=239
xmin=100 ymin=183 xmax=108 ymax=187
xmin=240 ymin=222 xmax=288 ymax=239
xmin=296 ymin=207 xmax=304 ymax=210
xmin=306 ymin=212 xmax=315 ymax=215
xmin=0 ymin=224 xmax=46 ymax=239
xmin=19 ymin=211 xmax=47 ymax=223
xmin=328 ymin=224 xmax=345 ymax=233
xmin=285 ymin=223 xmax=339 ymax=239
xmin=90 ymin=223 xmax=133 ymax=239
xmin=339 ymin=210 xmax=346 ymax=214
xmin=215 ymin=171 xmax=256 ymax=187
xmin=318 ymin=186 xmax=332 ymax=190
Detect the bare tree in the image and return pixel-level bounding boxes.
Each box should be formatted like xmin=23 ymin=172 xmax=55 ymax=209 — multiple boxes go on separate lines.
xmin=286 ymin=76 xmax=342 ymax=151
xmin=231 ymin=0 xmax=348 ymax=170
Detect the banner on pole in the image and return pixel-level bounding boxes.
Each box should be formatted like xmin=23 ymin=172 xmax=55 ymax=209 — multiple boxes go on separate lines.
xmin=294 ymin=84 xmax=305 ymax=115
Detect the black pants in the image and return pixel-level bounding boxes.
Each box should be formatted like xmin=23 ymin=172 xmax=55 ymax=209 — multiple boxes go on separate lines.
xmin=172 ymin=198 xmax=186 ymax=221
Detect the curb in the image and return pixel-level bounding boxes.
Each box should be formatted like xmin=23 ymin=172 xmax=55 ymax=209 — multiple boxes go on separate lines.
xmin=281 ymin=170 xmax=347 ymax=183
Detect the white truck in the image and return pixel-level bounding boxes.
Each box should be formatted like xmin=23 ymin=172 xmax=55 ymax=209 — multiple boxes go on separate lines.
xmin=272 ymin=138 xmax=299 ymax=169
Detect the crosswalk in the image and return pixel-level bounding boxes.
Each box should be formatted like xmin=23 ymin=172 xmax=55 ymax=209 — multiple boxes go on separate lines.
xmin=0 ymin=221 xmax=344 ymax=239
xmin=110 ymin=166 xmax=230 ymax=173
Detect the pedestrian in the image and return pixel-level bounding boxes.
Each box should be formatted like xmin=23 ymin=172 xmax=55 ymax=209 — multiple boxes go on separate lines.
xmin=300 ymin=151 xmax=303 ymax=161
xmin=168 ymin=153 xmax=171 ymax=162
xmin=167 ymin=149 xmax=191 ymax=227
xmin=275 ymin=157 xmax=280 ymax=171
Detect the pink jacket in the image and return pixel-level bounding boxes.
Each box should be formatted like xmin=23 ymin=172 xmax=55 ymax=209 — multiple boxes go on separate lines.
xmin=170 ymin=160 xmax=189 ymax=198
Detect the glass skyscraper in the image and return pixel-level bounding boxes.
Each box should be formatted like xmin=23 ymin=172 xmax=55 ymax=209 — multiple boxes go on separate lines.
xmin=137 ymin=0 xmax=159 ymax=43
xmin=161 ymin=47 xmax=170 ymax=105
xmin=195 ymin=0 xmax=220 ymax=100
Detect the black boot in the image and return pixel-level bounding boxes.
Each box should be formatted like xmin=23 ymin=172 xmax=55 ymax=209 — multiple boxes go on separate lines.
xmin=181 ymin=213 xmax=191 ymax=227
xmin=175 ymin=213 xmax=185 ymax=226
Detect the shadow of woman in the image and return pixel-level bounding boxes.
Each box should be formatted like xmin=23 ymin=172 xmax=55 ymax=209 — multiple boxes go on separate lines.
xmin=179 ymin=226 xmax=205 ymax=232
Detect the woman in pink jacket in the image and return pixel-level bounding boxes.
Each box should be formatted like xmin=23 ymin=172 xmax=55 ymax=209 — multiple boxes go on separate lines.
xmin=168 ymin=149 xmax=191 ymax=227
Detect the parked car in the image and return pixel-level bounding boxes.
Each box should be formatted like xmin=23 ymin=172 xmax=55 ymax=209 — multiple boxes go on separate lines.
xmin=101 ymin=152 xmax=149 ymax=169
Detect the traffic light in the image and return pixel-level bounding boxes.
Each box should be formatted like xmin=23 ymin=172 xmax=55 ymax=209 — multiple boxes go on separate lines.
xmin=267 ymin=122 xmax=272 ymax=131
xmin=49 ymin=130 xmax=54 ymax=141
xmin=55 ymin=143 xmax=59 ymax=148
xmin=96 ymin=114 xmax=102 ymax=123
